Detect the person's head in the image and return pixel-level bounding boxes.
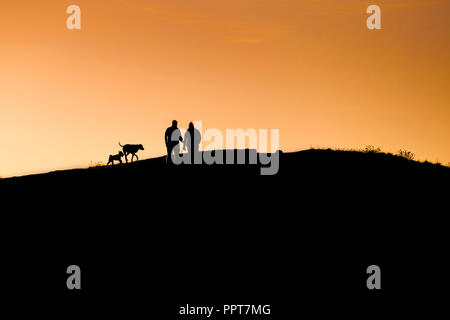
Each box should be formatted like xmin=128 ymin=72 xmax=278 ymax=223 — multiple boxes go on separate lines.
xmin=172 ymin=120 xmax=178 ymax=127
xmin=188 ymin=122 xmax=194 ymax=129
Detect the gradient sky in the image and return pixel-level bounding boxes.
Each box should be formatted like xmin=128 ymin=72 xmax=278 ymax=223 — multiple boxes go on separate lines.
xmin=1 ymin=0 xmax=449 ymax=177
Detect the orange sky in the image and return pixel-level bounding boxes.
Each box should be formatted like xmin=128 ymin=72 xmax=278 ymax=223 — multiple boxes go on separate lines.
xmin=1 ymin=0 xmax=449 ymax=177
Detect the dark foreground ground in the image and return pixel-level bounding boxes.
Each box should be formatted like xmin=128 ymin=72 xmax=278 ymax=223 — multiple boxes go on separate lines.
xmin=1 ymin=149 xmax=449 ymax=317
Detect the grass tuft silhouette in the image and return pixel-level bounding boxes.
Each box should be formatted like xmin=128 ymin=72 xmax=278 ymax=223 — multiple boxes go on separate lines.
xmin=88 ymin=161 xmax=105 ymax=168
xmin=397 ymin=149 xmax=415 ymax=161
xmin=363 ymin=145 xmax=382 ymax=154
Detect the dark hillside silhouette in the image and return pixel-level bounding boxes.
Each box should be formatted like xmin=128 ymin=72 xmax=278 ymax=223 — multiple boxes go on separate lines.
xmin=1 ymin=148 xmax=447 ymax=185
xmin=1 ymin=148 xmax=448 ymax=315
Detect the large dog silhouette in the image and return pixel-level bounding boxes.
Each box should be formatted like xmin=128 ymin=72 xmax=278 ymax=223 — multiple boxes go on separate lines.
xmin=119 ymin=142 xmax=144 ymax=163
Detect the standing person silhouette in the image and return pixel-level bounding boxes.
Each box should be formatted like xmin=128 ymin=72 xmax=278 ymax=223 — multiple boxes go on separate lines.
xmin=165 ymin=120 xmax=183 ymax=165
xmin=183 ymin=122 xmax=202 ymax=164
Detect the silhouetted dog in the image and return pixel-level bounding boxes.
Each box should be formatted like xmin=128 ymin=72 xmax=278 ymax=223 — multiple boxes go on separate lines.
xmin=107 ymin=151 xmax=124 ymax=165
xmin=119 ymin=143 xmax=144 ymax=163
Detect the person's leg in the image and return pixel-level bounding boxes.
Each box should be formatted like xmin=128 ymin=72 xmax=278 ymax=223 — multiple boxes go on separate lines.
xmin=184 ymin=143 xmax=192 ymax=164
xmin=194 ymin=144 xmax=201 ymax=164
xmin=167 ymin=145 xmax=173 ymax=165
xmin=173 ymin=144 xmax=180 ymax=164
xmin=189 ymin=142 xmax=194 ymax=164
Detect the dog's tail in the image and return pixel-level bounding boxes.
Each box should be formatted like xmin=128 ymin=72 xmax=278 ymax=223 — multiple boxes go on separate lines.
xmin=119 ymin=142 xmax=124 ymax=147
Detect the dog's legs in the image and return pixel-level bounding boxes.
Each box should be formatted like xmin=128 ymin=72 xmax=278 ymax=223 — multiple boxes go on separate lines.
xmin=125 ymin=152 xmax=129 ymax=163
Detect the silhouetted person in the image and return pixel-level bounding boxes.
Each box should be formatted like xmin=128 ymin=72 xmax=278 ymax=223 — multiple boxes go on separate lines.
xmin=183 ymin=122 xmax=201 ymax=164
xmin=165 ymin=120 xmax=183 ymax=165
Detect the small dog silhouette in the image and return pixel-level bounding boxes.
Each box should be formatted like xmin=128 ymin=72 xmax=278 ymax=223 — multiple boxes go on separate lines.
xmin=119 ymin=142 xmax=144 ymax=163
xmin=107 ymin=151 xmax=124 ymax=165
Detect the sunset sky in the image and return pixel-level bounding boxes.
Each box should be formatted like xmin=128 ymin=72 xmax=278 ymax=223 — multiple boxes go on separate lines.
xmin=1 ymin=0 xmax=449 ymax=177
